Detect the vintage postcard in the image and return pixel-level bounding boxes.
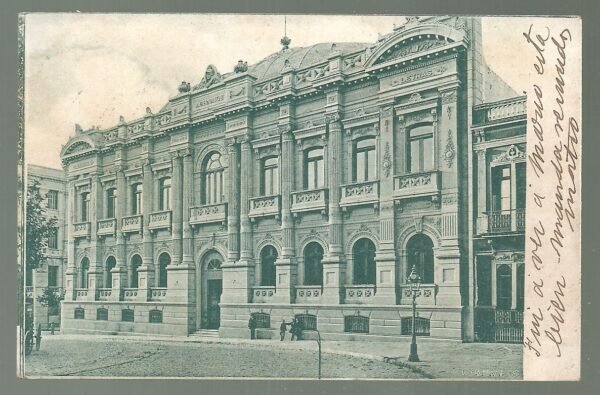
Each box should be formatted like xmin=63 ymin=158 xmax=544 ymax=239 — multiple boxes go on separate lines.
xmin=17 ymin=14 xmax=581 ymax=380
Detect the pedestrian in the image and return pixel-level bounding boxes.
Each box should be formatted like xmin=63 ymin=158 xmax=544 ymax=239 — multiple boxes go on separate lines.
xmin=50 ymin=322 xmax=55 ymax=335
xmin=294 ymin=319 xmax=304 ymax=341
xmin=279 ymin=320 xmax=289 ymax=341
xmin=248 ymin=315 xmax=257 ymax=340
xmin=35 ymin=323 xmax=42 ymax=351
xmin=290 ymin=318 xmax=297 ymax=341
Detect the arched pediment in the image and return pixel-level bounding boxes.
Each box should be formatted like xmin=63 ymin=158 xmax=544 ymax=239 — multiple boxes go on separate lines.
xmin=61 ymin=137 xmax=97 ymax=158
xmin=365 ymin=24 xmax=467 ymax=69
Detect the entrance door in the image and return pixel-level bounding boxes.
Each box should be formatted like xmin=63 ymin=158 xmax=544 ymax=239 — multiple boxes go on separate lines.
xmin=206 ymin=279 xmax=222 ymax=329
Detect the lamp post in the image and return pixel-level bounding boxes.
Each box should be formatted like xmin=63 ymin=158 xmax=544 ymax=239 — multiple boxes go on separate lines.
xmin=407 ymin=264 xmax=422 ymax=362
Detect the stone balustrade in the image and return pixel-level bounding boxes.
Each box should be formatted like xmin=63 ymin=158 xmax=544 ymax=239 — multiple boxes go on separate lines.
xmin=344 ymin=285 xmax=376 ymax=304
xmin=97 ymin=288 xmax=113 ymax=301
xmin=74 ymin=288 xmax=88 ymax=299
xmin=149 ymin=287 xmax=168 ymax=301
xmin=248 ymin=195 xmax=281 ymax=219
xmin=473 ymin=95 xmax=527 ymax=124
xmin=149 ymin=210 xmax=172 ymax=231
xmin=122 ymin=214 xmax=143 ymax=234
xmin=123 ymin=288 xmax=140 ymax=301
xmin=398 ymin=284 xmax=437 ymax=306
xmin=393 ymin=170 xmax=441 ymax=199
xmin=189 ymin=202 xmax=227 ymax=225
xmin=478 ymin=209 xmax=526 ymax=234
xmin=72 ymin=222 xmax=91 ymax=238
xmin=340 ymin=180 xmax=379 ymax=208
xmin=294 ymin=285 xmax=323 ymax=304
xmin=252 ymin=286 xmax=277 ymax=303
xmin=291 ymin=188 xmax=328 ymax=214
xmin=97 ymin=218 xmax=116 ymax=236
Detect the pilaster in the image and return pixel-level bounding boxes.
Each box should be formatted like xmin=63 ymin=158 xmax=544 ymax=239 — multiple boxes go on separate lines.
xmin=64 ymin=179 xmax=77 ymax=301
xmin=226 ymin=138 xmax=240 ymax=262
xmin=137 ymin=158 xmax=155 ymax=298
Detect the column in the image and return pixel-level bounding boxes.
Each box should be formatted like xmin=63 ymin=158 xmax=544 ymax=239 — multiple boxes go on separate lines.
xmin=182 ymin=150 xmax=194 ymax=266
xmin=87 ymin=174 xmax=103 ymax=300
xmin=226 ymin=138 xmax=240 ymax=262
xmin=273 ymin=125 xmax=295 ymax=303
xmin=64 ymin=179 xmax=77 ymax=301
xmin=136 ymin=159 xmax=154 ymax=300
xmin=491 ymin=262 xmax=497 ymax=308
xmin=476 ymin=149 xmax=487 ymax=229
xmin=171 ymin=153 xmax=183 ymax=266
xmin=110 ymin=165 xmax=128 ymax=300
xmin=321 ymin=113 xmax=345 ymax=304
xmin=511 ymin=262 xmax=517 ymax=310
xmin=239 ymin=136 xmax=253 ymax=263
xmin=374 ymin=106 xmax=397 ymax=305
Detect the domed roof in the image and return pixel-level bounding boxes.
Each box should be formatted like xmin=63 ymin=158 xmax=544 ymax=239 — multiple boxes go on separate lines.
xmin=246 ymin=42 xmax=369 ymax=81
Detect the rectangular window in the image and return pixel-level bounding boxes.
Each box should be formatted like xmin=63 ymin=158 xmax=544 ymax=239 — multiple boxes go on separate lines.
xmin=122 ymin=309 xmax=135 ymax=322
xmin=48 ymin=227 xmax=58 ymax=249
xmin=132 ymin=184 xmax=143 ymax=215
xmin=96 ymin=308 xmax=109 ymax=321
xmin=46 ymin=190 xmax=58 ymax=210
xmin=106 ymin=189 xmax=117 ymax=218
xmin=304 ymin=148 xmax=324 ymax=189
xmin=344 ymin=316 xmax=369 ymax=333
xmin=262 ymin=157 xmax=279 ymax=196
xmin=492 ymin=165 xmax=511 ymax=211
xmin=47 ymin=266 xmax=58 ymax=287
xmin=408 ymin=126 xmax=434 ymax=173
xmin=81 ymin=193 xmax=90 ymax=222
xmin=74 ymin=308 xmax=85 ymax=319
xmin=401 ymin=317 xmax=431 ymax=336
xmin=149 ymin=309 xmax=163 ymax=323
xmin=353 ymin=139 xmax=376 ymax=182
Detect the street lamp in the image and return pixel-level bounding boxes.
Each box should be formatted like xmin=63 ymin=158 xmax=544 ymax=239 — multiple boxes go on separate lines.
xmin=407 ymin=264 xmax=422 ymax=362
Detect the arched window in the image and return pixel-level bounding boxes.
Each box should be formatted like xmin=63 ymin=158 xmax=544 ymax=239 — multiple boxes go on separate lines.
xmin=131 ymin=184 xmax=143 ymax=215
xmin=106 ymin=188 xmax=117 ymax=218
xmin=80 ymin=192 xmax=90 ymax=222
xmin=353 ymin=239 xmax=376 ymax=285
xmin=406 ymin=234 xmax=434 ymax=284
xmin=353 ymin=138 xmax=376 ymax=182
xmin=407 ymin=125 xmax=434 ymax=173
xmin=260 ymin=245 xmax=278 ymax=286
xmin=304 ymin=148 xmax=324 ymax=189
xmin=203 ymin=152 xmax=224 ymax=205
xmin=105 ymin=256 xmax=116 ymax=288
xmin=261 ymin=157 xmax=279 ymax=196
xmin=304 ymin=242 xmax=324 ymax=285
xmin=80 ymin=257 xmax=89 ymax=288
xmin=130 ymin=254 xmax=142 ymax=288
xmin=158 ymin=252 xmax=171 ymax=288
xmin=159 ymin=178 xmax=171 ymax=211
xmin=496 ymin=264 xmax=512 ymax=310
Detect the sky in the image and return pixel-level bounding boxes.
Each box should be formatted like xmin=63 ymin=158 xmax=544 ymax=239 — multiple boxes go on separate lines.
xmin=24 ymin=14 xmax=536 ymax=169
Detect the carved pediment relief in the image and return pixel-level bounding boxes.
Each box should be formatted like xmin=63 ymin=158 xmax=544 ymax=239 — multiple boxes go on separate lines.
xmin=374 ymin=37 xmax=448 ymax=65
xmin=64 ymin=140 xmax=93 ymax=156
xmin=194 ymin=64 xmax=223 ymax=91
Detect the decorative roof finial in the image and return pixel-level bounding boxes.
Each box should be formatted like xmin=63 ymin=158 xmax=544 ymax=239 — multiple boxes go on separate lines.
xmin=280 ymin=16 xmax=291 ymax=50
xmin=234 ymin=60 xmax=248 ymax=73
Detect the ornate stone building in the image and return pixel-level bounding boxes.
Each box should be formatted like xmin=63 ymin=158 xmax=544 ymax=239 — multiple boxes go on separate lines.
xmin=59 ymin=16 xmax=525 ymax=342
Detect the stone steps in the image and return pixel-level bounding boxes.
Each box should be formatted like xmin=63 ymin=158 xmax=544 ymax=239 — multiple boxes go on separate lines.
xmin=189 ymin=329 xmax=220 ymax=338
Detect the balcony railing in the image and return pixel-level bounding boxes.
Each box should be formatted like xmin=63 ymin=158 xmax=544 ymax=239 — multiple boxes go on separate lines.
xmin=122 ymin=214 xmax=143 ymax=233
xmin=189 ymin=202 xmax=227 ymax=225
xmin=398 ymin=284 xmax=437 ymax=306
xmin=344 ymin=285 xmax=376 ymax=304
xmin=475 ymin=307 xmax=524 ymax=343
xmin=473 ymin=95 xmax=527 ymax=124
xmin=74 ymin=288 xmax=88 ymax=299
xmin=149 ymin=210 xmax=172 ymax=231
xmin=73 ymin=222 xmax=91 ymax=238
xmin=291 ymin=188 xmax=328 ymax=214
xmin=97 ymin=288 xmax=113 ymax=301
xmin=478 ymin=209 xmax=526 ymax=234
xmin=295 ymin=285 xmax=323 ymax=304
xmin=249 ymin=195 xmax=281 ymax=219
xmin=340 ymin=180 xmax=379 ymax=208
xmin=393 ymin=170 xmax=441 ymax=199
xmin=97 ymin=218 xmax=116 ymax=236
xmin=123 ymin=288 xmax=140 ymax=301
xmin=252 ymin=286 xmax=277 ymax=303
xmin=149 ymin=287 xmax=167 ymax=301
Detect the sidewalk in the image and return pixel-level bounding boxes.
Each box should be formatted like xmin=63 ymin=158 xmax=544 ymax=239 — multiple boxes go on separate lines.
xmin=44 ymin=332 xmax=522 ymax=379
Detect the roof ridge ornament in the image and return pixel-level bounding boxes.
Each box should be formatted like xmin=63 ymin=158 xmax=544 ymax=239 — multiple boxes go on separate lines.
xmin=194 ymin=64 xmax=222 ymax=91
xmin=234 ymin=60 xmax=248 ymax=73
xmin=280 ymin=16 xmax=291 ymax=50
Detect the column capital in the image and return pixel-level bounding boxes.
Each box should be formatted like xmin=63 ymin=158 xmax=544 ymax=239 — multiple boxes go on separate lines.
xmin=325 ymin=112 xmax=341 ymax=125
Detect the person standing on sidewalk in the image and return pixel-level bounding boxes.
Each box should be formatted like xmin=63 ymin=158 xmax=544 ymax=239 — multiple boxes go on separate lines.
xmin=248 ymin=315 xmax=257 ymax=340
xmin=290 ymin=318 xmax=298 ymax=341
xmin=35 ymin=324 xmax=42 ymax=351
xmin=279 ymin=320 xmax=289 ymax=341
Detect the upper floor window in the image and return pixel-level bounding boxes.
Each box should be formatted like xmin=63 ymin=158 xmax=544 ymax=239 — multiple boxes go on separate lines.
xmin=159 ymin=178 xmax=172 ymax=211
xmin=203 ymin=152 xmax=224 ymax=205
xmin=304 ymin=148 xmax=324 ymax=190
xmin=47 ymin=266 xmax=58 ymax=287
xmin=260 ymin=245 xmax=278 ymax=287
xmin=106 ymin=188 xmax=117 ymax=218
xmin=304 ymin=242 xmax=324 ymax=286
xmin=406 ymin=234 xmax=434 ymax=284
xmin=353 ymin=138 xmax=376 ymax=182
xmin=131 ymin=184 xmax=143 ymax=215
xmin=80 ymin=257 xmax=89 ymax=288
xmin=261 ymin=157 xmax=279 ymax=196
xmin=47 ymin=227 xmax=58 ymax=250
xmin=408 ymin=125 xmax=434 ymax=173
xmin=46 ymin=190 xmax=58 ymax=210
xmin=491 ymin=162 xmax=526 ymax=212
xmin=80 ymin=192 xmax=90 ymax=222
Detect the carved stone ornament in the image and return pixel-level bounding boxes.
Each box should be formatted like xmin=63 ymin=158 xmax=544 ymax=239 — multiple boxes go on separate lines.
xmin=444 ymin=129 xmax=456 ymax=168
xmin=441 ymin=90 xmax=457 ymax=104
xmin=234 ymin=60 xmax=248 ymax=73
xmin=492 ymin=145 xmax=526 ymax=163
xmin=194 ymin=64 xmax=222 ymax=90
xmin=178 ymin=81 xmax=191 ymax=93
xmin=407 ymin=92 xmax=422 ymax=103
xmin=382 ymin=142 xmax=392 ymax=178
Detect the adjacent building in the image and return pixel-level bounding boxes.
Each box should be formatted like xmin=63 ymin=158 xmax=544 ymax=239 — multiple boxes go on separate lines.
xmin=58 ymin=16 xmax=526 ymax=342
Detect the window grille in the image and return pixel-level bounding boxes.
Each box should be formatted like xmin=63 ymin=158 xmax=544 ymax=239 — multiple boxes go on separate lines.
xmin=149 ymin=309 xmax=163 ymax=323
xmin=401 ymin=317 xmax=430 ymax=336
xmin=96 ymin=308 xmax=108 ymax=321
xmin=251 ymin=312 xmax=271 ymax=329
xmin=294 ymin=314 xmax=317 ymax=331
xmin=74 ymin=307 xmax=85 ymax=319
xmin=122 ymin=309 xmax=134 ymax=322
xmin=344 ymin=316 xmax=370 ymax=333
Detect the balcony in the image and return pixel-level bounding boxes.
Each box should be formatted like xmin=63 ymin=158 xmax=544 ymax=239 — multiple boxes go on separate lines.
xmin=74 ymin=288 xmax=88 ymax=299
xmin=398 ymin=284 xmax=437 ymax=306
xmin=393 ymin=170 xmax=441 ymax=200
xmin=97 ymin=288 xmax=113 ymax=301
xmin=122 ymin=214 xmax=143 ymax=234
xmin=295 ymin=285 xmax=323 ymax=304
xmin=149 ymin=210 xmax=172 ymax=231
xmin=123 ymin=288 xmax=140 ymax=301
xmin=249 ymin=195 xmax=281 ymax=219
xmin=149 ymin=287 xmax=168 ymax=301
xmin=291 ymin=188 xmax=328 ymax=215
xmin=340 ymin=180 xmax=379 ymax=209
xmin=189 ymin=202 xmax=227 ymax=226
xmin=252 ymin=286 xmax=277 ymax=303
xmin=478 ymin=209 xmax=525 ymax=235
xmin=344 ymin=285 xmax=376 ymax=304
xmin=97 ymin=218 xmax=116 ymax=236
xmin=73 ymin=222 xmax=91 ymax=238
xmin=473 ymin=95 xmax=527 ymax=125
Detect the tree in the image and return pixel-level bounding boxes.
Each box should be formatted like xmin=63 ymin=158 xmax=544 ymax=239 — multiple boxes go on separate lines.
xmin=36 ymin=287 xmax=66 ymax=315
xmin=26 ymin=179 xmax=58 ymax=273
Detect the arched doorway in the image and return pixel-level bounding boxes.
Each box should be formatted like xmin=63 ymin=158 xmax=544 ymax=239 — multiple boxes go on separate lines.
xmin=199 ymin=251 xmax=223 ymax=329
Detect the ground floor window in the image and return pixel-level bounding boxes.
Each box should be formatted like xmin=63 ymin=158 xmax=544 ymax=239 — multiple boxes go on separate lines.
xmin=344 ymin=316 xmax=369 ymax=333
xmin=74 ymin=307 xmax=85 ymax=319
xmin=251 ymin=312 xmax=271 ymax=329
xmin=149 ymin=309 xmax=163 ymax=323
xmin=294 ymin=313 xmax=317 ymax=331
xmin=122 ymin=309 xmax=134 ymax=322
xmin=401 ymin=317 xmax=430 ymax=336
xmin=96 ymin=308 xmax=108 ymax=321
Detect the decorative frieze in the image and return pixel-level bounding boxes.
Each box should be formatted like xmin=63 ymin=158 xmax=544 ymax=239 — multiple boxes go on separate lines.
xmin=252 ymin=286 xmax=276 ymax=303
xmin=291 ymin=188 xmax=328 ymax=215
xmin=149 ymin=210 xmax=172 ymax=231
xmin=295 ymin=285 xmax=323 ymax=304
xmin=121 ymin=214 xmax=143 ymax=234
xmin=97 ymin=218 xmax=116 ymax=236
xmin=73 ymin=222 xmax=91 ymax=239
xmin=393 ymin=171 xmax=441 ymax=199
xmin=248 ymin=195 xmax=281 ymax=219
xmin=344 ymin=285 xmax=376 ymax=304
xmin=190 ymin=203 xmax=228 ymax=226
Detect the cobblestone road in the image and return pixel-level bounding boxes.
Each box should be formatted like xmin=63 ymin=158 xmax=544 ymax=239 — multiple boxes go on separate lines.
xmin=24 ymin=337 xmax=422 ymax=379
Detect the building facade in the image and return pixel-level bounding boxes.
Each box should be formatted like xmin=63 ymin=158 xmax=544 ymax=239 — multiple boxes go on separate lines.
xmin=27 ymin=164 xmax=68 ymax=329
xmin=59 ymin=16 xmax=525 ymax=342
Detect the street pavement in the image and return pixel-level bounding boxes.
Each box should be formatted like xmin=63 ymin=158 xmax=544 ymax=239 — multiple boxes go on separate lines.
xmin=23 ymin=333 xmax=522 ymax=379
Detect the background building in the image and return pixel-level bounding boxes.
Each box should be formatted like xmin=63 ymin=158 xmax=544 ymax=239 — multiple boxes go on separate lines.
xmin=26 ymin=164 xmax=68 ymax=329
xmin=58 ymin=16 xmax=525 ymax=342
